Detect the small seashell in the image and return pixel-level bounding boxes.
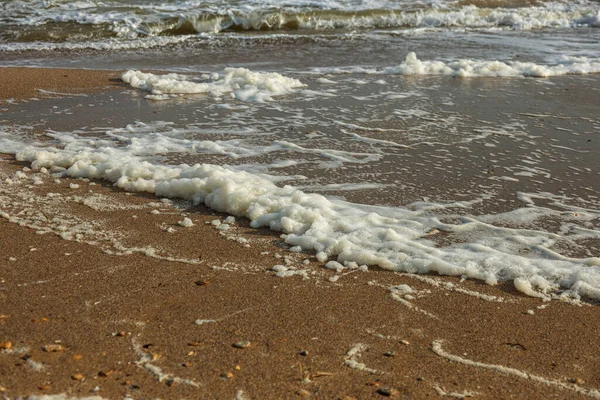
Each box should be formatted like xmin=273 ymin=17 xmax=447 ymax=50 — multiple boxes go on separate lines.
xmin=43 ymin=344 xmax=64 ymax=352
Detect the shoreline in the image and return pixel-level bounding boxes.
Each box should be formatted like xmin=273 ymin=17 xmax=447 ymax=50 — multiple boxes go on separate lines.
xmin=1 ymin=68 xmax=599 ymax=399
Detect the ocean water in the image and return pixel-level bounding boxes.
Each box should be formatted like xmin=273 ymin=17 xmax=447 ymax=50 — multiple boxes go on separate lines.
xmin=1 ymin=0 xmax=600 ymax=301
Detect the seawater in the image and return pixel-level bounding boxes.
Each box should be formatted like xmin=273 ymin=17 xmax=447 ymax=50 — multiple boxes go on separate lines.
xmin=1 ymin=0 xmax=600 ymax=301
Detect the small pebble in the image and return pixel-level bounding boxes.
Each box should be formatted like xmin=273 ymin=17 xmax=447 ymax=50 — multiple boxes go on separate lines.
xmin=383 ymin=351 xmax=395 ymax=357
xmin=73 ymin=354 xmax=83 ymax=361
xmin=232 ymin=341 xmax=251 ymax=349
xmin=182 ymin=362 xmax=192 ymax=368
xmin=569 ymin=377 xmax=584 ymax=385
xmin=377 ymin=387 xmax=398 ymax=397
xmin=38 ymin=385 xmax=50 ymax=391
xmin=115 ymin=331 xmax=127 ymax=337
xmin=72 ymin=373 xmax=84 ymax=381
xmin=0 ymin=341 xmax=12 ymax=350
xmin=221 ymin=372 xmax=234 ymax=379
xmin=296 ymin=389 xmax=311 ymax=397
xmin=299 ymin=350 xmax=309 ymax=356
xmin=98 ymin=370 xmax=113 ymax=377
xmin=416 ymin=376 xmax=424 ymax=382
xmin=400 ymin=340 xmax=409 ymax=345
xmin=195 ymin=280 xmax=209 ymax=286
xmin=0 ymin=386 xmax=6 ymax=392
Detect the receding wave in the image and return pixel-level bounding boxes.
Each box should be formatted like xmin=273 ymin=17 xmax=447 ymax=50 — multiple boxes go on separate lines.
xmin=0 ymin=3 xmax=599 ymax=45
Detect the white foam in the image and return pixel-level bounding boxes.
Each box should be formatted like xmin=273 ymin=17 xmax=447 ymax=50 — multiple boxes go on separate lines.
xmin=383 ymin=52 xmax=600 ymax=78
xmin=2 ymin=125 xmax=600 ymax=301
xmin=121 ymin=68 xmax=305 ymax=103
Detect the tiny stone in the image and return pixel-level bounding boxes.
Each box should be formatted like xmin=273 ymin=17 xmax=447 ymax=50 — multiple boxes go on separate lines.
xmin=0 ymin=386 xmax=6 ymax=392
xmin=73 ymin=354 xmax=83 ymax=361
xmin=98 ymin=370 xmax=113 ymax=377
xmin=115 ymin=331 xmax=127 ymax=337
xmin=233 ymin=341 xmax=251 ymax=349
xmin=0 ymin=341 xmax=12 ymax=350
xmin=416 ymin=377 xmax=424 ymax=382
xmin=377 ymin=387 xmax=398 ymax=397
xmin=221 ymin=372 xmax=234 ymax=379
xmin=299 ymin=350 xmax=309 ymax=356
xmin=182 ymin=362 xmax=192 ymax=367
xmin=195 ymin=280 xmax=209 ymax=286
xmin=400 ymin=340 xmax=409 ymax=345
xmin=38 ymin=385 xmax=50 ymax=391
xmin=296 ymin=389 xmax=311 ymax=397
xmin=383 ymin=351 xmax=396 ymax=357
xmin=235 ymin=365 xmax=241 ymax=370
xmin=72 ymin=373 xmax=84 ymax=381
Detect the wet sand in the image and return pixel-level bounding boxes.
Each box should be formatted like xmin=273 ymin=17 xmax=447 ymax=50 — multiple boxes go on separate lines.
xmin=1 ymin=69 xmax=599 ymax=399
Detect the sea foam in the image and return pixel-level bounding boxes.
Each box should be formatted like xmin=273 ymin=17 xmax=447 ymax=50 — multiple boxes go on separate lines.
xmin=382 ymin=53 xmax=600 ymax=78
xmin=121 ymin=68 xmax=305 ymax=102
xmin=2 ymin=127 xmax=599 ymax=302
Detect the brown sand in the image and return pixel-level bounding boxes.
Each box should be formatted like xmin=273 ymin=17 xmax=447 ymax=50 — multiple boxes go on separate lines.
xmin=0 ymin=68 xmax=121 ymax=104
xmin=0 ymin=70 xmax=599 ymax=400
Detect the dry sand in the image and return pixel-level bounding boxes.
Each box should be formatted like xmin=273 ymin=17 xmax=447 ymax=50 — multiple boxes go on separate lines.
xmin=0 ymin=69 xmax=599 ymax=400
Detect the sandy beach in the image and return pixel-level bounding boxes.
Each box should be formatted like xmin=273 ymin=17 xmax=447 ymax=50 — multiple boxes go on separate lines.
xmin=1 ymin=68 xmax=599 ymax=399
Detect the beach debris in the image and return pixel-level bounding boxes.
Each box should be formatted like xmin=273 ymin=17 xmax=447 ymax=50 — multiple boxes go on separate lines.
xmin=299 ymin=350 xmax=309 ymax=357
xmin=98 ymin=369 xmax=113 ymax=377
xmin=311 ymin=372 xmax=334 ymax=378
xmin=187 ymin=341 xmax=201 ymax=347
xmin=43 ymin=344 xmax=64 ymax=352
xmin=400 ymin=340 xmax=410 ymax=345
xmin=72 ymin=373 xmax=84 ymax=381
xmin=195 ymin=280 xmax=210 ymax=286
xmin=232 ymin=341 xmax=251 ymax=349
xmin=383 ymin=351 xmax=396 ymax=357
xmin=377 ymin=387 xmax=398 ymax=397
xmin=0 ymin=341 xmax=12 ymax=350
